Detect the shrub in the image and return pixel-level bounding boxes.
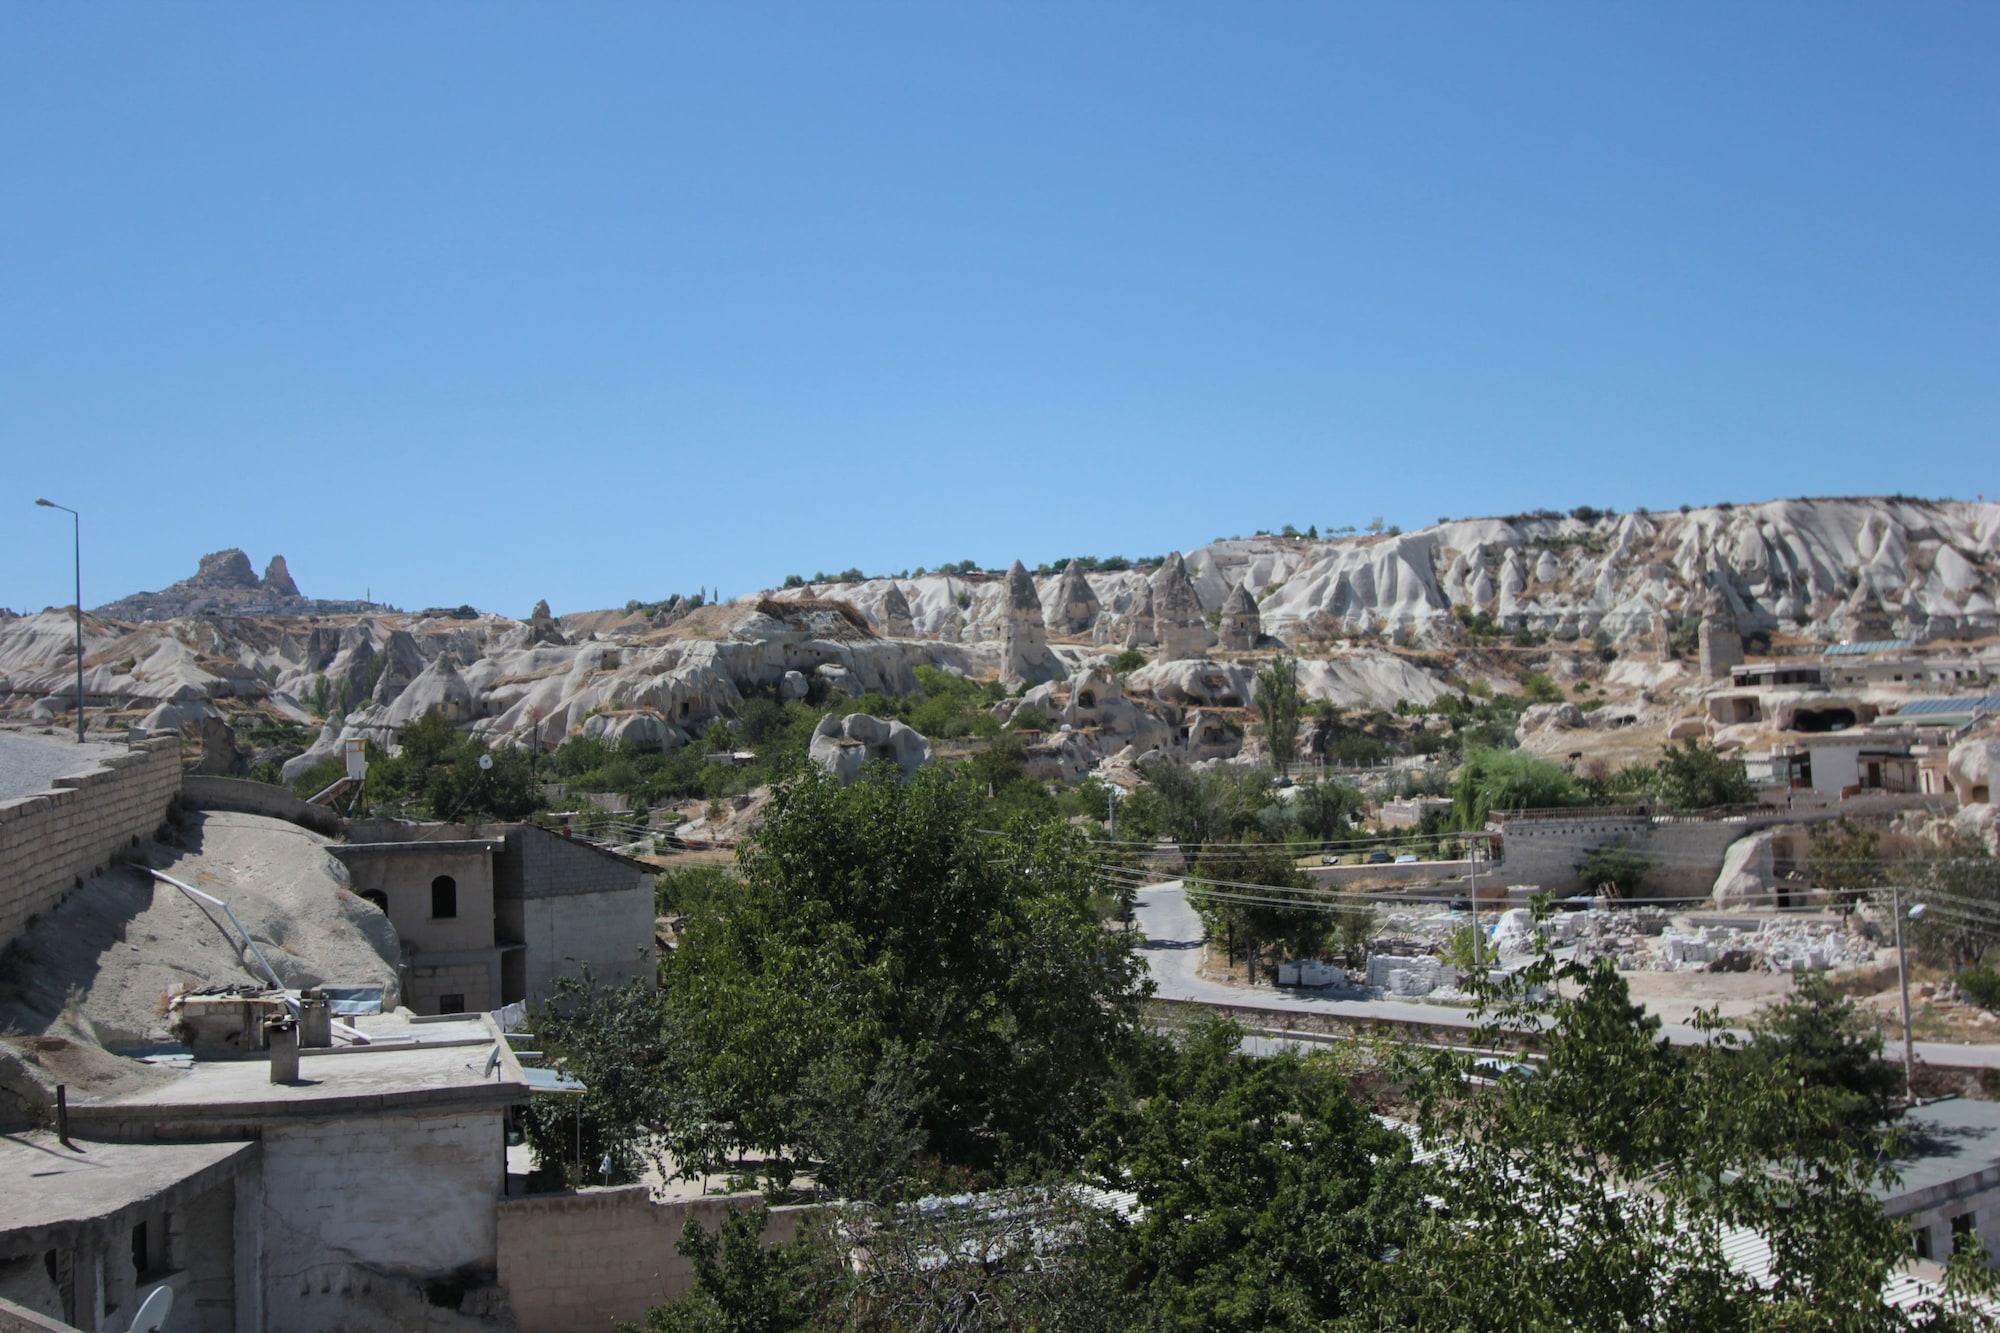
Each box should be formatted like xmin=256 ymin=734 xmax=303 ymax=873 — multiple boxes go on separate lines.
xmin=1110 ymin=648 xmax=1147 ymax=674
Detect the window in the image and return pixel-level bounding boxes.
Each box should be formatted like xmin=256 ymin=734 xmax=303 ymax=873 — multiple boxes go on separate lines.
xmin=361 ymin=890 xmax=388 ymax=913
xmin=438 ymin=993 xmax=466 ymax=1015
xmin=1952 ymin=1212 xmax=1977 ymax=1255
xmin=431 ymin=875 xmax=458 ymax=920
xmin=1914 ymin=1224 xmax=1934 ymax=1261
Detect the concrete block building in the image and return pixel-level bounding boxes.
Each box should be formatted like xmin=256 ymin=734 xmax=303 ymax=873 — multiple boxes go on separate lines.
xmin=333 ymin=822 xmax=654 ymax=1015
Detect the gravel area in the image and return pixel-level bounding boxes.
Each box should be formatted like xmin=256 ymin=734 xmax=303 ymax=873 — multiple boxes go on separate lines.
xmin=0 ymin=728 xmax=130 ymax=800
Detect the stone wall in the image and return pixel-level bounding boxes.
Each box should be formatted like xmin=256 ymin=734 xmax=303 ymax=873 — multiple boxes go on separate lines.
xmin=1495 ymin=811 xmax=1853 ymax=899
xmin=0 ymin=737 xmax=180 ymax=952
xmin=497 ymin=1188 xmax=811 ymax=1333
xmin=1305 ymin=858 xmax=1476 ymax=889
xmin=180 ymin=775 xmax=341 ymax=835
xmin=256 ymin=1112 xmax=508 ymax=1333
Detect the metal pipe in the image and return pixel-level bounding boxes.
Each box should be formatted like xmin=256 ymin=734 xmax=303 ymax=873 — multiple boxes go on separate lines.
xmin=150 ymin=869 xmax=370 ymax=1044
xmin=56 ymin=1084 xmax=73 ymax=1149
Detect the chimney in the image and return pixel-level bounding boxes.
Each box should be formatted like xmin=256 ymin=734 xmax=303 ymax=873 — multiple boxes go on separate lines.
xmin=298 ymin=990 xmax=332 ymax=1049
xmin=266 ymin=1016 xmax=300 ymax=1084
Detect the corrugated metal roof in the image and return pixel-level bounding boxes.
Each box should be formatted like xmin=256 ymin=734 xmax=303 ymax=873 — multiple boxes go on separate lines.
xmin=1823 ymin=640 xmax=1915 ymax=656
xmin=1884 ymin=695 xmax=2000 ymax=718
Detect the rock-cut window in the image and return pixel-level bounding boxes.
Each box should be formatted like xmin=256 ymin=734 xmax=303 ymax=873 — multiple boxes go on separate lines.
xmin=431 ymin=875 xmax=458 ymax=920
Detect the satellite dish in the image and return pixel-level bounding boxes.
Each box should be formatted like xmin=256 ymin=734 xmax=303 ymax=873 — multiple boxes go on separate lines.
xmin=128 ymin=1285 xmax=173 ymax=1333
xmin=478 ymin=754 xmax=494 ymax=771
xmin=484 ymin=1046 xmax=502 ymax=1077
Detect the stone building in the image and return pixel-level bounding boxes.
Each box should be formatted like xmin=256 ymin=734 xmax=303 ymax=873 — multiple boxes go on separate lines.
xmin=1697 ymin=586 xmax=1744 ymax=681
xmin=1151 ymin=553 xmax=1208 ymax=663
xmin=333 ymin=822 xmax=655 ymax=1014
xmin=880 ymin=583 xmax=914 ymax=637
xmin=1050 ymin=562 xmax=1100 ymax=636
xmin=1001 ymin=561 xmax=1057 ymax=687
xmin=1217 ymin=581 xmax=1261 ymax=651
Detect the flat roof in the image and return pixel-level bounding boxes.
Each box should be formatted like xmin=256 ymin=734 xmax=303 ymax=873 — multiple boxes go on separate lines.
xmin=0 ymin=1134 xmax=254 ymax=1253
xmin=1884 ymin=1097 xmax=2000 ymax=1203
xmin=67 ymin=1014 xmax=528 ymax=1124
xmin=331 ymin=839 xmax=504 ymax=856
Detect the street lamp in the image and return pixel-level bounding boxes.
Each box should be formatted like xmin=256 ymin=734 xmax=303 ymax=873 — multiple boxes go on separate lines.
xmin=34 ymin=499 xmax=85 ymax=743
xmin=1894 ymin=892 xmax=1927 ymax=1104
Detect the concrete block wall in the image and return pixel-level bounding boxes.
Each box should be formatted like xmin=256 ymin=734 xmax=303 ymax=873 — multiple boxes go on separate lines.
xmin=497 ymin=1188 xmax=811 ymax=1333
xmin=0 ymin=737 xmax=180 ymax=951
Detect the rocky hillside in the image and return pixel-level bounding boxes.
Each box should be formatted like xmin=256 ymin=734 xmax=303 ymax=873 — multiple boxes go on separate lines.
xmin=93 ymin=548 xmax=382 ymax=621
xmin=2 ymin=496 xmax=1993 ymax=776
xmin=790 ymin=497 xmax=1999 ymax=648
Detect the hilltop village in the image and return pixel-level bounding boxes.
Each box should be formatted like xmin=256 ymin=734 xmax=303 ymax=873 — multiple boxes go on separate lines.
xmin=4 ymin=494 xmax=2000 ymax=1330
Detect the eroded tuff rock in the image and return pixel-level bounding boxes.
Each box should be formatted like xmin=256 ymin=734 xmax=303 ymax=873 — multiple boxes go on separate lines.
xmin=94 ymin=548 xmax=379 ymax=621
xmin=1002 ymin=561 xmax=1059 ymax=687
xmin=809 ymin=713 xmax=932 ymax=784
xmin=1151 ymin=553 xmax=1208 ymax=663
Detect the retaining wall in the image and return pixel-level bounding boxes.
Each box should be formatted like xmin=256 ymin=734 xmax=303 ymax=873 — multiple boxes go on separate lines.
xmin=497 ymin=1188 xmax=812 ymax=1332
xmin=180 ymin=774 xmax=342 ymax=835
xmin=0 ymin=737 xmax=180 ymax=951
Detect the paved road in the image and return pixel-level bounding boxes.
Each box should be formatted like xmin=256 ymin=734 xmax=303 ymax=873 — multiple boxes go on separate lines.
xmin=0 ymin=729 xmax=126 ymax=801
xmin=1133 ymin=881 xmax=2000 ymax=1069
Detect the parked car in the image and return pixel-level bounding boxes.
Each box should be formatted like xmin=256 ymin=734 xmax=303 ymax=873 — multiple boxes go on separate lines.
xmin=1394 ymin=853 xmax=1420 ymax=864
xmin=1366 ymin=851 xmax=1393 ymax=865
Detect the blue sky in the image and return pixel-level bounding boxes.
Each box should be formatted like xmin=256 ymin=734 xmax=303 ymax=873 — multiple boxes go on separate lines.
xmin=4 ymin=5 xmax=1994 ymax=615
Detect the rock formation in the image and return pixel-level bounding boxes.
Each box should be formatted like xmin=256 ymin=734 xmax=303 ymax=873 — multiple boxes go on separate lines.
xmin=260 ymin=555 xmax=301 ymax=598
xmin=1050 ymin=562 xmax=1101 ymax=635
xmin=1001 ymin=560 xmax=1057 ymax=687
xmin=881 ymin=583 xmax=915 ymax=637
xmin=1697 ymin=584 xmax=1743 ymax=681
xmin=1839 ymin=581 xmax=1896 ymax=644
xmin=1218 ymin=580 xmax=1261 ymax=651
xmin=1125 ymin=582 xmax=1157 ymax=649
xmin=1151 ymin=553 xmax=1208 ymax=663
xmin=525 ymin=598 xmax=568 ymax=646
xmin=809 ymin=713 xmax=932 ymax=784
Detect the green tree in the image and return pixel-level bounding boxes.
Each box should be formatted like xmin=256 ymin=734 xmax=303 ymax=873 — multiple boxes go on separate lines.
xmin=1807 ymin=819 xmax=1886 ymax=897
xmin=1376 ymin=947 xmax=1963 ymax=1329
xmin=1253 ymin=655 xmax=1303 ymax=779
xmin=1742 ymin=971 xmax=1901 ymax=1142
xmin=1576 ymin=837 xmax=1649 ymax=896
xmin=1091 ymin=1017 xmax=1419 ymax=1331
xmin=1907 ymin=835 xmax=2000 ymax=970
xmin=657 ymin=764 xmax=1149 ymax=1186
xmin=1450 ymin=747 xmax=1580 ymax=827
xmin=1652 ymin=737 xmax=1756 ymax=810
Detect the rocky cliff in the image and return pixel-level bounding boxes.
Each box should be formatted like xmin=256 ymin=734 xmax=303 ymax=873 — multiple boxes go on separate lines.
xmin=93 ymin=548 xmax=380 ymax=621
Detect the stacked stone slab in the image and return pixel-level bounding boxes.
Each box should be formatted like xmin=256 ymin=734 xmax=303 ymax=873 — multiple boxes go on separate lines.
xmin=1151 ymin=553 xmax=1208 ymax=663
xmin=1050 ymin=562 xmax=1101 ymax=636
xmin=1001 ymin=561 xmax=1058 ymax=687
xmin=880 ymin=584 xmax=915 ymax=637
xmin=1218 ymin=580 xmax=1261 ymax=651
xmin=1697 ymin=585 xmax=1744 ymax=680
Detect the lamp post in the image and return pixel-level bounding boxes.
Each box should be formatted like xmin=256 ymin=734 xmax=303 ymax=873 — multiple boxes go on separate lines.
xmin=1895 ymin=890 xmax=1927 ymax=1104
xmin=34 ymin=499 xmax=84 ymax=743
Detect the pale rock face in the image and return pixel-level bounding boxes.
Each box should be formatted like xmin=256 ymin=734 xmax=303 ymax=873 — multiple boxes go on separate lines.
xmin=382 ymin=650 xmax=476 ymax=728
xmin=1151 ymin=553 xmax=1208 ymax=663
xmin=1516 ymin=702 xmax=1586 ymax=740
xmin=1217 ymin=581 xmax=1261 ymax=651
xmin=809 ymin=712 xmax=932 ymax=785
xmin=1838 ymin=582 xmax=1896 ymax=644
xmin=1947 ymin=737 xmax=1999 ymax=806
xmin=1697 ymin=583 xmax=1743 ymax=680
xmin=779 ymin=669 xmax=810 ymax=701
xmin=1048 ymin=562 xmax=1101 ymax=636
xmin=1001 ymin=561 xmax=1058 ymax=687
xmin=1712 ymin=829 xmax=1784 ymax=908
xmin=192 ymin=549 xmax=259 ymax=589
xmin=1125 ymin=582 xmax=1158 ymax=648
xmin=581 ymin=710 xmax=686 ymax=753
xmin=524 ymin=598 xmax=567 ymax=647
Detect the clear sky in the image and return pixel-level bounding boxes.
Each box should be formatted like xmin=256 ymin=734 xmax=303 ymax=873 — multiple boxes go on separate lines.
xmin=3 ymin=4 xmax=1994 ymax=616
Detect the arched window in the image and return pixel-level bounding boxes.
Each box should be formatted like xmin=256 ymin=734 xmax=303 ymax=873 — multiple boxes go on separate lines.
xmin=431 ymin=875 xmax=458 ymax=920
xmin=361 ymin=890 xmax=388 ymax=913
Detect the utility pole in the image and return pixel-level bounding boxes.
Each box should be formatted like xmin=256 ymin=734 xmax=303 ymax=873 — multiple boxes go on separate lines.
xmin=1107 ymin=784 xmax=1116 ymax=837
xmin=34 ymin=499 xmax=84 ymax=743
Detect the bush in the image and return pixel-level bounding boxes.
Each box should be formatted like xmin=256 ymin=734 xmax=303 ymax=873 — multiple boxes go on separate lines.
xmin=1959 ymin=964 xmax=2000 ymax=1011
xmin=1110 ymin=648 xmax=1147 ymax=674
